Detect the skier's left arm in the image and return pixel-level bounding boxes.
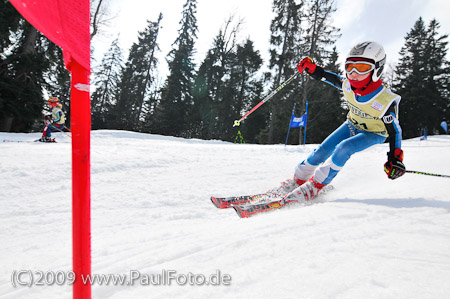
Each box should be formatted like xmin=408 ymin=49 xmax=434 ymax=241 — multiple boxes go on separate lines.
xmin=382 ymin=102 xmax=405 ymax=180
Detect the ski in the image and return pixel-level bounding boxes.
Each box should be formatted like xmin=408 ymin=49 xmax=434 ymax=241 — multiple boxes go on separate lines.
xmin=3 ymin=139 xmax=57 ymax=143
xmin=2 ymin=139 xmax=39 ymax=143
xmin=211 ymin=193 xmax=267 ymax=209
xmin=211 ymin=179 xmax=303 ymax=209
xmin=234 ymin=198 xmax=289 ymax=218
xmin=36 ymin=139 xmax=57 ymax=143
xmin=234 ymin=185 xmax=334 ymax=218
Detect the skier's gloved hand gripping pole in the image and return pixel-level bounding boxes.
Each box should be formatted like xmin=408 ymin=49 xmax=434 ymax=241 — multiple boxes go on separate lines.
xmin=233 ymin=72 xmax=300 ymax=127
xmin=383 ymin=147 xmax=450 ymax=179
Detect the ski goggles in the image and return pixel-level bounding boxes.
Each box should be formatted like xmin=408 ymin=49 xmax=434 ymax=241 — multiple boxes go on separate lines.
xmin=345 ymin=61 xmax=375 ymax=75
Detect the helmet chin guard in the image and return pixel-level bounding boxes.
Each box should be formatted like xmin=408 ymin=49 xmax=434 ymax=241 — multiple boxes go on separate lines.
xmin=346 ymin=41 xmax=386 ymax=82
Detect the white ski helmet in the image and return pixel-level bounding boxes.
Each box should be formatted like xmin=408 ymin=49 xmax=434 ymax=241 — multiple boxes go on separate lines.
xmin=346 ymin=41 xmax=386 ymax=82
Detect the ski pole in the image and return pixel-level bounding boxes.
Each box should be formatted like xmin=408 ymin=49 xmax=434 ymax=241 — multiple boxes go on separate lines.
xmin=233 ymin=72 xmax=300 ymax=127
xmin=406 ymin=170 xmax=450 ymax=178
xmin=49 ymin=123 xmax=72 ymax=138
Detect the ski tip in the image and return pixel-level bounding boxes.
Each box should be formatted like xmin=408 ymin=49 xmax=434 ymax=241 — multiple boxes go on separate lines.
xmin=210 ymin=197 xmax=231 ymax=209
xmin=210 ymin=197 xmax=222 ymax=208
xmin=233 ymin=206 xmax=248 ymax=218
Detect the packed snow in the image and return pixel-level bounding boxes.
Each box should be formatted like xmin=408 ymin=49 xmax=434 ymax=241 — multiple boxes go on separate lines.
xmin=1 ymin=130 xmax=450 ymax=299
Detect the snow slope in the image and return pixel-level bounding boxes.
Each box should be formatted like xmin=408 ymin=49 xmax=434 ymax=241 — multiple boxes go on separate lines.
xmin=1 ymin=130 xmax=450 ymax=299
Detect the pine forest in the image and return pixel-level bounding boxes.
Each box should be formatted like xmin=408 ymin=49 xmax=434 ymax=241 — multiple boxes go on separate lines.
xmin=1 ymin=0 xmax=449 ymax=144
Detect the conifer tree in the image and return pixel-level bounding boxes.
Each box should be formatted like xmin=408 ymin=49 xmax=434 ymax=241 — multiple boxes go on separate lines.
xmin=263 ymin=0 xmax=340 ymax=144
xmin=189 ymin=52 xmax=219 ymax=139
xmin=0 ymin=13 xmax=47 ymax=132
xmin=0 ymin=0 xmax=21 ymax=54
xmin=265 ymin=0 xmax=304 ymax=144
xmin=112 ymin=14 xmax=162 ymax=130
xmin=0 ymin=0 xmax=24 ymax=131
xmin=190 ymin=21 xmax=233 ymax=139
xmin=232 ymin=39 xmax=265 ymax=143
xmin=91 ymin=37 xmax=123 ymax=129
xmin=153 ymin=0 xmax=198 ymax=137
xmin=305 ymin=47 xmax=345 ymax=144
xmin=215 ymin=38 xmax=264 ymax=141
xmin=298 ymin=0 xmax=340 ymax=144
xmin=190 ymin=17 xmax=263 ymax=141
xmin=394 ymin=17 xmax=450 ymax=138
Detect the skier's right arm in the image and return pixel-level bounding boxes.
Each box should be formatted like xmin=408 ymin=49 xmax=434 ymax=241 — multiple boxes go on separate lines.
xmin=296 ymin=57 xmax=343 ymax=90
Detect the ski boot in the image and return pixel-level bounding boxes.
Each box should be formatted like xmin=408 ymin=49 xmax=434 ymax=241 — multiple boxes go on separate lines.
xmin=265 ymin=176 xmax=308 ymax=198
xmin=282 ymin=177 xmax=326 ymax=204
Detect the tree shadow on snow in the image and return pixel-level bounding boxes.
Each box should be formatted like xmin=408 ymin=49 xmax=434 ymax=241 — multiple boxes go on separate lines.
xmin=333 ymin=197 xmax=450 ymax=213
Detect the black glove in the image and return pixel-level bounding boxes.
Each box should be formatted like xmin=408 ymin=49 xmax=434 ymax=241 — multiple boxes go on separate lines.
xmin=384 ymin=148 xmax=405 ymax=180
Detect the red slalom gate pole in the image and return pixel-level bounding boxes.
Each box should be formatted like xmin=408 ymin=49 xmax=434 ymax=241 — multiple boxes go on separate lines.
xmin=7 ymin=1 xmax=92 ymax=298
xmin=70 ymin=60 xmax=92 ymax=299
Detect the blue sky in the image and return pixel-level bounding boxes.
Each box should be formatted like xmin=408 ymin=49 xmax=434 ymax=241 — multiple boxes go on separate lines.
xmin=92 ymin=0 xmax=450 ymax=77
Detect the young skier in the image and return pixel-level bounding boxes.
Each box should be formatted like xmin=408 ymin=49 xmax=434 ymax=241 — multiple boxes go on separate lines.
xmin=273 ymin=41 xmax=406 ymax=202
xmin=39 ymin=97 xmax=65 ymax=142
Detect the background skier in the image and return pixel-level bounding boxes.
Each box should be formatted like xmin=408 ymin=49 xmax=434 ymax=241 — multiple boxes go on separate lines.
xmin=39 ymin=97 xmax=66 ymax=142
